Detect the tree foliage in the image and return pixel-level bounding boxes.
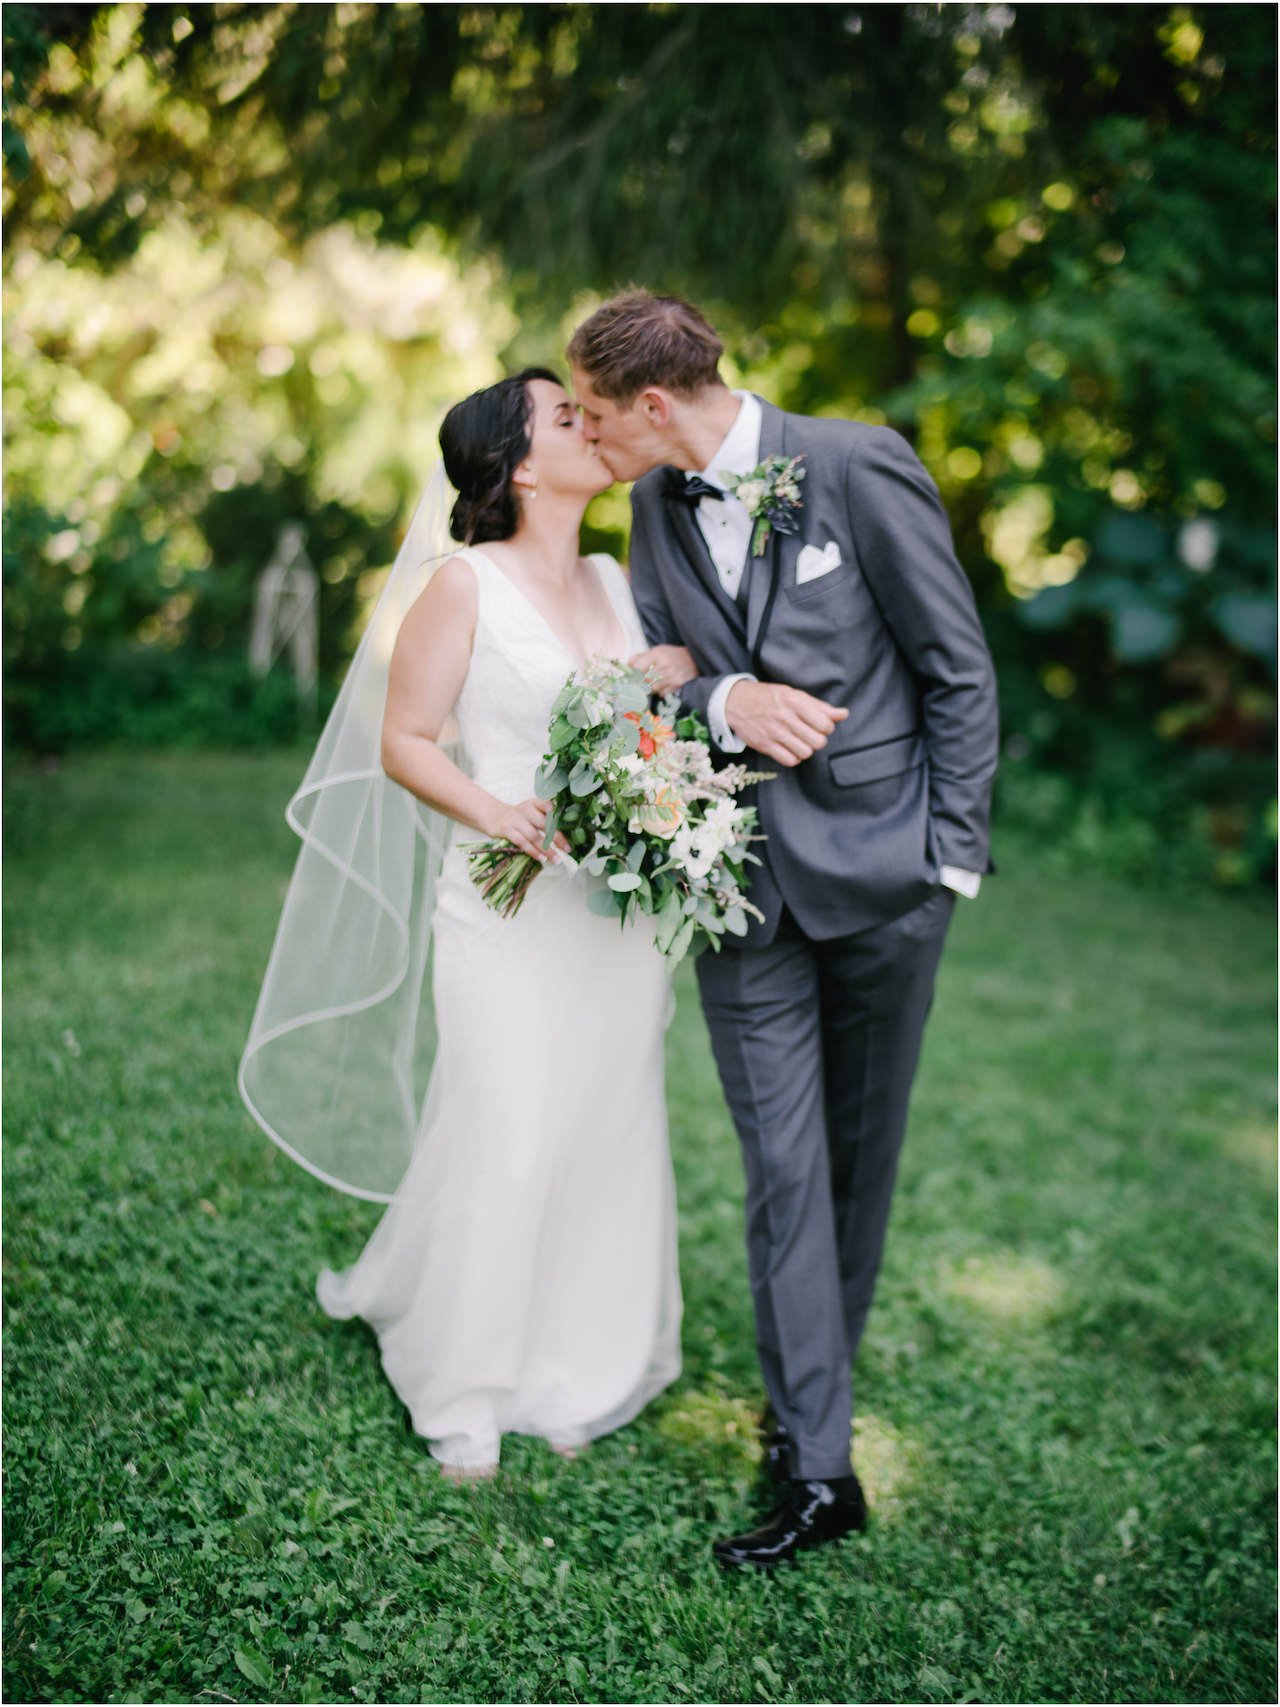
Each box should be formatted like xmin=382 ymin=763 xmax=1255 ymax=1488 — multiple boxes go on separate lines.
xmin=3 ymin=3 xmax=1275 ymax=878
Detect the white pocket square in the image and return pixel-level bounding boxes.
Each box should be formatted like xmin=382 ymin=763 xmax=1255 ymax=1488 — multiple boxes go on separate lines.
xmin=795 ymin=541 xmax=843 ymax=585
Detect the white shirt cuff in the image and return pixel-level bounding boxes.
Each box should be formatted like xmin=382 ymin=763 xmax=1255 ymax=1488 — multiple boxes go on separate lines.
xmin=707 ymin=673 xmax=756 ymax=752
xmin=940 ymin=864 xmax=982 ymax=900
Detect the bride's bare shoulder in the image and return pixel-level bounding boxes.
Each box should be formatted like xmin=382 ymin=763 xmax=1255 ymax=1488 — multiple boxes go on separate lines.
xmin=398 ymin=553 xmax=477 ymax=647
xmin=431 ymin=553 xmax=480 ymax=594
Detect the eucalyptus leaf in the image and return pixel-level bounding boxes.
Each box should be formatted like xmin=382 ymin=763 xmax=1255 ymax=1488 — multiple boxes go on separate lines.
xmin=667 ymin=917 xmax=697 ymax=963
xmin=627 ymin=840 xmax=645 ymax=872
xmin=587 ymin=888 xmax=620 ymax=917
xmin=549 ymin=717 xmax=577 ymax=752
xmin=569 ymin=765 xmax=600 ymax=798
xmin=655 ymin=905 xmax=683 ymax=953
xmin=535 ymin=761 xmax=567 ymax=796
xmin=607 ymin=872 xmax=642 ymax=892
xmin=657 ymin=885 xmax=684 ymax=925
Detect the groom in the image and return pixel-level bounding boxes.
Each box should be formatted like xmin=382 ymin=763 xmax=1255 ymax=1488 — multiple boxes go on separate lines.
xmin=569 ymin=291 xmax=999 ymax=1570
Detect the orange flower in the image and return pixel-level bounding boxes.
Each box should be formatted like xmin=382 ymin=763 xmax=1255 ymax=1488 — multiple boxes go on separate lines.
xmin=635 ymin=785 xmax=683 ymax=839
xmin=625 ymin=710 xmax=674 ymax=760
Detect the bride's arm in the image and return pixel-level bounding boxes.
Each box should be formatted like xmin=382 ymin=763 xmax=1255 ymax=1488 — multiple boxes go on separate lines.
xmin=381 ymin=558 xmax=564 ymax=863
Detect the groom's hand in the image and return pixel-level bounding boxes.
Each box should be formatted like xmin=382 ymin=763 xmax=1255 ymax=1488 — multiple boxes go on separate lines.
xmin=724 ymin=681 xmax=849 ymax=767
xmin=630 ymin=645 xmax=697 ymax=695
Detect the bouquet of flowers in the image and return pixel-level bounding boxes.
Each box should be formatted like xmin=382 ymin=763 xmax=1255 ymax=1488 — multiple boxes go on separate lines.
xmin=465 ymin=659 xmax=772 ymax=967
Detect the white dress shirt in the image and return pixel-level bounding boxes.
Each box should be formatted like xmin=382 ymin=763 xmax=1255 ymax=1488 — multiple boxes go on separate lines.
xmin=683 ymin=391 xmax=980 ymax=901
xmin=689 ymin=392 xmax=762 ymax=750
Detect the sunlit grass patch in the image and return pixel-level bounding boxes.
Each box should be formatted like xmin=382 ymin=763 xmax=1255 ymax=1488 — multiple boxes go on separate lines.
xmin=937 ymin=1249 xmax=1067 ymax=1326
xmin=654 ymin=1385 xmax=761 ymax=1473
xmin=1220 ymin=1117 xmax=1278 ymax=1179
xmin=851 ymin=1411 xmax=924 ymax=1516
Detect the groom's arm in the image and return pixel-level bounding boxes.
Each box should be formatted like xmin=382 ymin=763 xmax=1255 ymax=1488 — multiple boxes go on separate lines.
xmin=629 ymin=485 xmax=849 ymax=758
xmin=845 ymin=428 xmax=999 ymax=877
xmin=627 ymin=487 xmax=729 ymax=727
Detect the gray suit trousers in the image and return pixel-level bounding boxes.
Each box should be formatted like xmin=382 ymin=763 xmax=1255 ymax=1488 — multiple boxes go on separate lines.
xmin=696 ymin=885 xmax=956 ymax=1479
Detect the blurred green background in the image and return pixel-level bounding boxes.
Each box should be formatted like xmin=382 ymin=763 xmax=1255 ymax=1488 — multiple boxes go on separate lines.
xmin=3 ymin=2 xmax=1276 ymax=884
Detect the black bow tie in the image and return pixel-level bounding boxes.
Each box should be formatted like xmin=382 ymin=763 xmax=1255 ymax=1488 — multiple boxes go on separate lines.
xmin=663 ymin=469 xmax=725 ymax=508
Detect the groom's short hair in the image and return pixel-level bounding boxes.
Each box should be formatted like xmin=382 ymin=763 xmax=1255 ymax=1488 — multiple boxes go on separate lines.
xmin=567 ymin=290 xmax=724 ymax=403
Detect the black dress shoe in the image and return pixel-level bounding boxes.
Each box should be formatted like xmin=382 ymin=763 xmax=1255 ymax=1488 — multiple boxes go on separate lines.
xmin=714 ymin=1474 xmax=868 ymax=1571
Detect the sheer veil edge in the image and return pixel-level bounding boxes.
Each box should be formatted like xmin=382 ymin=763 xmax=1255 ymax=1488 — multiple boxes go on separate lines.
xmin=237 ymin=462 xmax=462 ymax=1202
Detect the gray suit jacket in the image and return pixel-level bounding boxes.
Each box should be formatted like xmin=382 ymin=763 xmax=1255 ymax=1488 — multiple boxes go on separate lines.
xmin=628 ymin=397 xmax=999 ymax=946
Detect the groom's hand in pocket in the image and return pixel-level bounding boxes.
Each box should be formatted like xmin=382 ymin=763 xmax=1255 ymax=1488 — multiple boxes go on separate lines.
xmin=724 ymin=681 xmax=849 ymax=767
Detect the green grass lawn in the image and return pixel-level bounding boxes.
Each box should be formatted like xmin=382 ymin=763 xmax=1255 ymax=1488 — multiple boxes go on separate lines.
xmin=4 ymin=750 xmax=1275 ymax=1705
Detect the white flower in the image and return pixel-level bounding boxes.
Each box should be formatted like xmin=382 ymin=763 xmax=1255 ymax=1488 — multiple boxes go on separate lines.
xmin=734 ymin=479 xmax=766 ymax=511
xmin=614 ymin=752 xmax=650 ymax=795
xmin=671 ymin=823 xmax=717 ymax=880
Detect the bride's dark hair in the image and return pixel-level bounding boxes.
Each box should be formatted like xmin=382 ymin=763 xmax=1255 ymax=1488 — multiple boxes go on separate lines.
xmin=440 ymin=367 xmax=561 ymax=545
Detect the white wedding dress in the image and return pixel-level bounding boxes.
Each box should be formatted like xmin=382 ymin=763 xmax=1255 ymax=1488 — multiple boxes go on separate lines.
xmin=316 ymin=547 xmax=682 ymax=1468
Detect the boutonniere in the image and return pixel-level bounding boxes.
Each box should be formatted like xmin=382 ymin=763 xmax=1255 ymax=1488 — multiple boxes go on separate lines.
xmin=724 ymin=454 xmax=807 ymax=557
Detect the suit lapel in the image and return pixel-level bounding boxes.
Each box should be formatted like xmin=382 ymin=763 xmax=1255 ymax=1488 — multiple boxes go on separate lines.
xmin=745 ymin=400 xmax=802 ymax=654
xmin=656 ymin=469 xmax=747 ymax=643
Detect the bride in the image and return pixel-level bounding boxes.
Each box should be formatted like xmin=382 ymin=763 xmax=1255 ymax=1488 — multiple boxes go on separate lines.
xmin=241 ymin=368 xmax=695 ymax=1480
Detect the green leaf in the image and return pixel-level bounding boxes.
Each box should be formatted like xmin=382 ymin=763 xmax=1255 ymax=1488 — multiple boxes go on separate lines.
xmin=615 ymin=676 xmax=649 ymax=713
xmin=1211 ymin=593 xmax=1277 ymax=663
xmin=1109 ymin=603 xmax=1181 ymax=663
xmin=234 ymin=1648 xmax=273 ymax=1690
xmin=652 ymin=884 xmax=685 ymax=950
xmin=1096 ymin=511 xmax=1167 ymax=567
xmin=569 ymin=764 xmax=600 ymax=798
xmin=666 ymin=917 xmax=697 ymax=964
xmin=587 ymin=888 xmax=620 ymax=917
xmin=549 ymin=717 xmax=577 ymax=752
xmin=342 ymin=1620 xmax=374 ymax=1651
xmin=627 ymin=839 xmax=645 ymax=872
xmin=565 ymin=696 xmax=593 ymax=729
xmin=723 ymin=907 xmax=749 ymax=936
xmin=607 ymin=872 xmax=642 ymax=891
xmin=1017 ymin=584 xmax=1080 ymax=630
xmin=535 ymin=761 xmax=568 ymax=795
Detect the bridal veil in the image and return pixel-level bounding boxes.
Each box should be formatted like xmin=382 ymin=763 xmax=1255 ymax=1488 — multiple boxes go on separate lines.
xmin=238 ymin=464 xmax=461 ymax=1202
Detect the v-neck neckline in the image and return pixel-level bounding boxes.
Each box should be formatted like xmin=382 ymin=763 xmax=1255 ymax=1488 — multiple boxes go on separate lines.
xmin=466 ymin=546 xmax=630 ymax=672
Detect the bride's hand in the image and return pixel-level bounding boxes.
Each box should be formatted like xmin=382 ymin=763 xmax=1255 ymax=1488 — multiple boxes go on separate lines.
xmin=483 ymin=797 xmax=571 ymax=863
xmin=630 ymin=644 xmax=697 ymax=696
